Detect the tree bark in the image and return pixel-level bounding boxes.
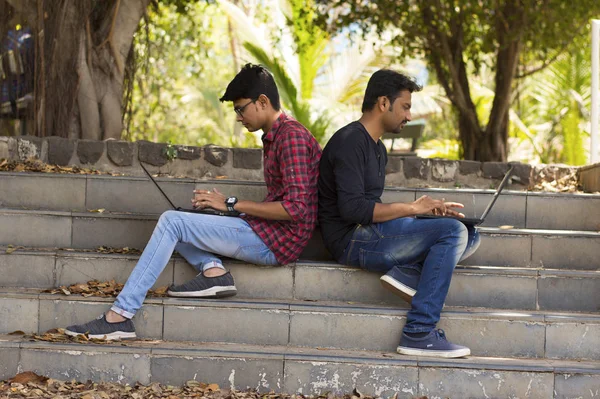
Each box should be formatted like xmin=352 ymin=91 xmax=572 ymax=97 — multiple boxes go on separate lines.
xmin=421 ymin=2 xmax=483 ymax=160
xmin=14 ymin=0 xmax=149 ymax=140
xmin=81 ymin=0 xmax=150 ymax=140
xmin=77 ymin=31 xmax=101 ymax=140
xmin=419 ymin=0 xmax=527 ymax=161
xmin=479 ymin=0 xmax=524 ymax=162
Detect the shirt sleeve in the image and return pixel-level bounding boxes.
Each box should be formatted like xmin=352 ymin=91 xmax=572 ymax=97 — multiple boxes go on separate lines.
xmin=333 ymin=136 xmax=376 ymax=224
xmin=278 ymin=128 xmax=316 ymax=223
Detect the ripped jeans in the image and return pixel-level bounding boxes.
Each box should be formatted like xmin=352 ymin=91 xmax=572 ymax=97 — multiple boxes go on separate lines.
xmin=112 ymin=210 xmax=278 ymax=318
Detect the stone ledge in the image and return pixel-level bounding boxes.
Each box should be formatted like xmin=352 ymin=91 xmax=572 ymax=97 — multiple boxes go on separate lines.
xmin=578 ymin=163 xmax=600 ymax=193
xmin=0 ymin=136 xmax=591 ymax=191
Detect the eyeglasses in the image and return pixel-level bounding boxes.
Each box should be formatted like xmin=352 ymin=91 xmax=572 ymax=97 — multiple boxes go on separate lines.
xmin=234 ymin=100 xmax=256 ymax=117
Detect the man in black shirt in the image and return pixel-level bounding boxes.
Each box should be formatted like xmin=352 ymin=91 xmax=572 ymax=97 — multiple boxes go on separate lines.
xmin=318 ymin=69 xmax=480 ymax=358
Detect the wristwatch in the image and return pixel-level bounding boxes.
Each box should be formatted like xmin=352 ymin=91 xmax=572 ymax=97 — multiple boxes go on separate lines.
xmin=225 ymin=196 xmax=238 ymax=212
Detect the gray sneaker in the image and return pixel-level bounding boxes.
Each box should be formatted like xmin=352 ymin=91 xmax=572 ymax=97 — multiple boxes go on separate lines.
xmin=65 ymin=314 xmax=136 ymax=341
xmin=167 ymin=271 xmax=237 ymax=298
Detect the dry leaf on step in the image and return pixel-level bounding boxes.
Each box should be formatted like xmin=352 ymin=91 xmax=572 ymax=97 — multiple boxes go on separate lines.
xmin=8 ymin=371 xmax=49 ymax=385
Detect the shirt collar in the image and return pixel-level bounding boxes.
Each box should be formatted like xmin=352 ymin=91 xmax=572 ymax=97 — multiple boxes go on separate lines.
xmin=262 ymin=112 xmax=287 ymax=142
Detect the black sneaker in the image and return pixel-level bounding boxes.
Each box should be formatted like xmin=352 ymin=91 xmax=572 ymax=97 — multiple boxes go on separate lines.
xmin=65 ymin=314 xmax=136 ymax=341
xmin=167 ymin=271 xmax=237 ymax=298
xmin=380 ymin=266 xmax=420 ymax=304
xmin=397 ymin=329 xmax=470 ymax=358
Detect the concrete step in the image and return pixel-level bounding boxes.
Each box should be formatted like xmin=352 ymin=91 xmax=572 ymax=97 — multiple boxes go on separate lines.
xmin=2 ymin=171 xmax=600 ymax=231
xmin=1 ymin=208 xmax=599 ymax=268
xmin=2 ymin=248 xmax=599 ymax=312
xmin=2 ymin=335 xmax=599 ymax=398
xmin=1 ymin=289 xmax=599 ymax=361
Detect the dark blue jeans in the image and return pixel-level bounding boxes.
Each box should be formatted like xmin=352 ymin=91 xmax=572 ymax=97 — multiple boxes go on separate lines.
xmin=339 ymin=217 xmax=481 ymax=333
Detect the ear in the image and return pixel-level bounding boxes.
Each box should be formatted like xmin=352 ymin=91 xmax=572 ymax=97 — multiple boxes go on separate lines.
xmin=258 ymin=94 xmax=269 ymax=109
xmin=378 ymin=96 xmax=388 ymax=112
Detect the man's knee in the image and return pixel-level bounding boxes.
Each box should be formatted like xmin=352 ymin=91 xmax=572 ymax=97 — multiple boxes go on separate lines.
xmin=470 ymin=227 xmax=481 ymax=248
xmin=440 ymin=218 xmax=467 ymax=235
xmin=443 ymin=219 xmax=469 ymax=249
xmin=157 ymin=210 xmax=180 ymax=229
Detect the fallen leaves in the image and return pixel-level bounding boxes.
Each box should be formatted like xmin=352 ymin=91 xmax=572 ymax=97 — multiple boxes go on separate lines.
xmin=3 ymin=245 xmax=142 ymax=256
xmin=5 ymin=244 xmax=25 ymax=254
xmin=532 ymin=167 xmax=580 ymax=193
xmin=42 ymin=279 xmax=168 ymax=298
xmin=96 ymin=246 xmax=142 ymax=255
xmin=9 ymin=326 xmax=152 ymax=345
xmin=5 ymin=244 xmax=142 ymax=255
xmin=8 ymin=371 xmax=49 ymax=385
xmin=0 ymin=158 xmax=119 ymax=175
xmin=0 ymin=372 xmax=405 ymax=399
xmin=23 ymin=328 xmax=115 ymax=345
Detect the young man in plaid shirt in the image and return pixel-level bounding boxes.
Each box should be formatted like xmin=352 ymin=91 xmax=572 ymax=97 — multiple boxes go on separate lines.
xmin=65 ymin=64 xmax=322 ymax=340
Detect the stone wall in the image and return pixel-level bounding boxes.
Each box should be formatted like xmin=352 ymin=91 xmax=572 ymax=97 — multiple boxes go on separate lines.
xmin=0 ymin=135 xmax=586 ymax=190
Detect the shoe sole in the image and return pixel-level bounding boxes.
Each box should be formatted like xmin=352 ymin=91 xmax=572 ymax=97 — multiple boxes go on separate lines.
xmin=167 ymin=285 xmax=237 ymax=298
xmin=380 ymin=275 xmax=416 ymax=304
xmin=396 ymin=345 xmax=471 ymax=358
xmin=64 ymin=329 xmax=137 ymax=341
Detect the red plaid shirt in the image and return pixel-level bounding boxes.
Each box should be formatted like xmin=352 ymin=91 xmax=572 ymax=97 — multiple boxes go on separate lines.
xmin=243 ymin=113 xmax=322 ymax=265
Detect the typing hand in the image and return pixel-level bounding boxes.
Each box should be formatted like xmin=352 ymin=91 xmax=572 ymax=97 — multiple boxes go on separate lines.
xmin=192 ymin=188 xmax=227 ymax=211
xmin=413 ymin=195 xmax=465 ymax=218
xmin=433 ymin=202 xmax=465 ymax=218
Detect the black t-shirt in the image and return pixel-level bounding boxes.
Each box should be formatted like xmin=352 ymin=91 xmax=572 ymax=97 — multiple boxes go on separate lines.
xmin=318 ymin=121 xmax=387 ymax=260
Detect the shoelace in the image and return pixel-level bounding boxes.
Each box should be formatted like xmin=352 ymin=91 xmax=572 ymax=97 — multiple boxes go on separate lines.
xmin=434 ymin=329 xmax=447 ymax=341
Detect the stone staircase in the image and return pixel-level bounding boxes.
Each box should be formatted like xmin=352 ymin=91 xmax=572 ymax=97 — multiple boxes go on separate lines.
xmin=1 ymin=171 xmax=599 ymax=398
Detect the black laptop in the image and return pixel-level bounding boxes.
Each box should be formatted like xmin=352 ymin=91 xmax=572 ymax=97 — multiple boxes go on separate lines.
xmin=139 ymin=162 xmax=240 ymax=217
xmin=416 ymin=166 xmax=514 ymax=226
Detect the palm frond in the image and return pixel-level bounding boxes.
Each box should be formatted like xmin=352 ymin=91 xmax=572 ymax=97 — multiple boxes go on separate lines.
xmin=243 ymin=42 xmax=299 ymax=110
xmin=216 ymin=0 xmax=272 ymax=58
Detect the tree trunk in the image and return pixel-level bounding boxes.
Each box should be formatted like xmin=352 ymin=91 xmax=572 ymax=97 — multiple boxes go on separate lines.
xmin=17 ymin=0 xmax=149 ymax=139
xmin=479 ymin=0 xmax=524 ymax=162
xmin=87 ymin=0 xmax=150 ymax=140
xmin=420 ymin=0 xmax=524 ymax=162
xmin=458 ymin=111 xmax=484 ymax=160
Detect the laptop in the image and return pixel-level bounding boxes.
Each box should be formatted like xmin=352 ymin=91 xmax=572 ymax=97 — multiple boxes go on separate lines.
xmin=139 ymin=162 xmax=240 ymax=217
xmin=416 ymin=166 xmax=514 ymax=226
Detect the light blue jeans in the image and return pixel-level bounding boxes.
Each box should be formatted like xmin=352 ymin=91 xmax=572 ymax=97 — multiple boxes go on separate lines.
xmin=112 ymin=210 xmax=278 ymax=318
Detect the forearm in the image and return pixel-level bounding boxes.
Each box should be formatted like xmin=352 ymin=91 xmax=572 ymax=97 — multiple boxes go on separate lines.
xmin=372 ymin=202 xmax=417 ymax=223
xmin=235 ymin=200 xmax=292 ymax=221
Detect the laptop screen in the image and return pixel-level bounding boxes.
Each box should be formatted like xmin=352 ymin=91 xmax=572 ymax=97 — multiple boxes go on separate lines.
xmin=479 ymin=166 xmax=514 ymax=220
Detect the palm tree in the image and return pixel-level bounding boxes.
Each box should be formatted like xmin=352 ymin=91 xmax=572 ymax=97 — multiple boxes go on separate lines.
xmin=217 ymin=0 xmax=381 ymax=143
xmin=512 ymin=44 xmax=591 ymax=165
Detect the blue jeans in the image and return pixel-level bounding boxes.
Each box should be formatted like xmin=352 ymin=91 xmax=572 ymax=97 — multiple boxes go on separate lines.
xmin=112 ymin=210 xmax=278 ymax=318
xmin=339 ymin=217 xmax=480 ymax=333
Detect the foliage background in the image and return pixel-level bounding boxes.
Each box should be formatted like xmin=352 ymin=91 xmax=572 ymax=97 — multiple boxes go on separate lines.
xmin=119 ymin=1 xmax=598 ymax=165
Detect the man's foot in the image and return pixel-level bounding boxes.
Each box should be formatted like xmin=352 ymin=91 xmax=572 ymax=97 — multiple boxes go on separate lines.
xmin=65 ymin=314 xmax=136 ymax=341
xmin=380 ymin=266 xmax=420 ymax=304
xmin=397 ymin=329 xmax=470 ymax=358
xmin=167 ymin=271 xmax=237 ymax=298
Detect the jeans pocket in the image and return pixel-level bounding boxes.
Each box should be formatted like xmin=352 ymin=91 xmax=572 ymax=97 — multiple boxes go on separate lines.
xmin=352 ymin=225 xmax=377 ymax=241
xmin=358 ymin=249 xmax=397 ymax=272
xmin=342 ymin=240 xmax=358 ymax=267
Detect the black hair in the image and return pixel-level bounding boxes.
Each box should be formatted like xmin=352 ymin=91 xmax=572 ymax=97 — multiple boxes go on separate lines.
xmin=219 ymin=63 xmax=281 ymax=111
xmin=361 ymin=69 xmax=422 ymax=113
